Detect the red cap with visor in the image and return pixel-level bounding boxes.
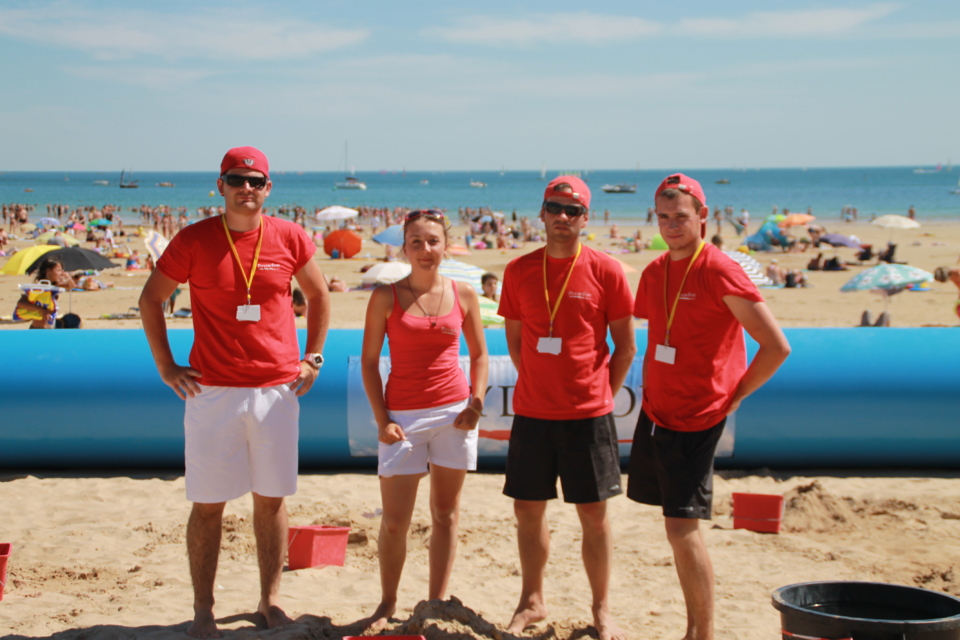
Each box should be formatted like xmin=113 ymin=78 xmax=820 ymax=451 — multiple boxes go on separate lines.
xmin=543 ymin=175 xmax=591 ymax=209
xmin=655 ymin=173 xmax=708 ymax=238
xmin=220 ymin=146 xmax=270 ymax=180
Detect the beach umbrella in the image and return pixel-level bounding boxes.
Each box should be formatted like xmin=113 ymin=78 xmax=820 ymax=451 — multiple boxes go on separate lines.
xmin=89 ymin=218 xmax=112 ymax=227
xmin=724 ymin=251 xmax=774 ymax=286
xmin=372 ymin=225 xmax=404 ymax=247
xmin=439 ymin=259 xmax=485 ymax=292
xmin=478 ymin=296 xmax=504 ymax=326
xmin=360 ymin=261 xmax=411 ymax=286
xmin=143 ymin=229 xmax=169 ymax=262
xmin=819 ymin=233 xmax=861 ymax=249
xmin=841 ymin=263 xmax=933 ymax=316
xmin=871 ymin=215 xmax=920 ymax=230
xmin=26 ymin=246 xmax=121 ymax=274
xmin=38 ymin=217 xmax=61 ymax=229
xmin=323 ymin=229 xmax=362 ymax=258
xmin=765 ymin=214 xmax=786 ymax=224
xmin=71 ymin=223 xmax=86 ymax=231
xmin=35 ymin=231 xmax=80 ymax=246
xmin=778 ymin=213 xmax=816 ymax=228
xmin=0 ymin=245 xmax=59 ymax=275
xmin=315 ymin=206 xmax=359 ymax=221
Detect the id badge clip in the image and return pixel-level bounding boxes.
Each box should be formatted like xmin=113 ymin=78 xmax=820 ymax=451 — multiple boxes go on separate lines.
xmin=537 ymin=336 xmax=562 ymax=355
xmin=654 ymin=344 xmax=676 ymax=365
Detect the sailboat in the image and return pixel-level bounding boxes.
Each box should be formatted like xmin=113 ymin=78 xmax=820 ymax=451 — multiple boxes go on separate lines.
xmin=951 ymin=176 xmax=960 ymax=195
xmin=334 ymin=142 xmax=366 ymax=190
xmin=539 ymin=162 xmax=546 ymax=180
xmin=119 ymin=169 xmax=139 ymax=189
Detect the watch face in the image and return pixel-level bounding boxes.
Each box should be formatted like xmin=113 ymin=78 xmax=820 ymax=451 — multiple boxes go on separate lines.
xmin=311 ymin=354 xmax=324 ymax=366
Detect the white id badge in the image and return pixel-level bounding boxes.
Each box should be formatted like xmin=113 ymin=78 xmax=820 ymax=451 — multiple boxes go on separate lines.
xmin=236 ymin=304 xmax=261 ymax=322
xmin=536 ymin=337 xmax=562 ymax=355
xmin=654 ymin=344 xmax=676 ymax=364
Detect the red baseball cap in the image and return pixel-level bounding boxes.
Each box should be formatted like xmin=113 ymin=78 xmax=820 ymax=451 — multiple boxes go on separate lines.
xmin=654 ymin=173 xmax=706 ymax=209
xmin=543 ymin=175 xmax=591 ymax=209
xmin=220 ymin=146 xmax=269 ymax=179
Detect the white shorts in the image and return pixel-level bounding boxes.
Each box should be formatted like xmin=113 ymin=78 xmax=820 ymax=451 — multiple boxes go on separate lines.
xmin=378 ymin=399 xmax=477 ymax=477
xmin=184 ymin=384 xmax=299 ymax=503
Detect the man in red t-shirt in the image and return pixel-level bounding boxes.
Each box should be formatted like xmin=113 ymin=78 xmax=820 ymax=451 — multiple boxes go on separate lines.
xmin=139 ymin=147 xmax=330 ymax=637
xmin=498 ymin=176 xmax=636 ymax=640
xmin=630 ymin=173 xmax=790 ymax=640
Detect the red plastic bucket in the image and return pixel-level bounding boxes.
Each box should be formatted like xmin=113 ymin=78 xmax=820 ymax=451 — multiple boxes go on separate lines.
xmin=287 ymin=526 xmax=350 ymax=570
xmin=0 ymin=543 xmax=11 ymax=601
xmin=732 ymin=492 xmax=784 ymax=534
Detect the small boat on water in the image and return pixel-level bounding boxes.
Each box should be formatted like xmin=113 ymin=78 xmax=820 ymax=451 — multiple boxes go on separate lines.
xmin=470 ymin=180 xmax=488 ymax=188
xmin=335 ymin=176 xmax=367 ymax=190
xmin=156 ymin=182 xmax=175 ymax=187
xmin=93 ymin=180 xmax=109 ymax=186
xmin=601 ymin=183 xmax=636 ymax=193
xmin=119 ymin=170 xmax=139 ymax=189
xmin=716 ymin=178 xmax=730 ymax=184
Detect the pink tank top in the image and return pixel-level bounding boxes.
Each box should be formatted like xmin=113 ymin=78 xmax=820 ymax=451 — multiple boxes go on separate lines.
xmin=384 ymin=279 xmax=470 ymax=411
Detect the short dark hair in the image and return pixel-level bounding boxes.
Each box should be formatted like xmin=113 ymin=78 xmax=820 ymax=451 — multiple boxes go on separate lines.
xmin=481 ymin=272 xmax=498 ymax=285
xmin=657 ymin=188 xmax=704 ymax=212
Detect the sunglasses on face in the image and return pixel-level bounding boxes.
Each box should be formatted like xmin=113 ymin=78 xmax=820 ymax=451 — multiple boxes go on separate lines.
xmin=542 ymin=201 xmax=586 ymax=217
xmin=221 ymin=174 xmax=268 ymax=190
xmin=405 ymin=209 xmax=445 ymax=222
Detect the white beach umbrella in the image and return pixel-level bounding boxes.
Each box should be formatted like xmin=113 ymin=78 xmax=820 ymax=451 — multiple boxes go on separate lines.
xmin=871 ymin=214 xmax=920 ymax=230
xmin=361 ymin=262 xmax=411 ymax=286
xmin=143 ymin=230 xmax=169 ymax=262
xmin=315 ymin=206 xmax=359 ymax=221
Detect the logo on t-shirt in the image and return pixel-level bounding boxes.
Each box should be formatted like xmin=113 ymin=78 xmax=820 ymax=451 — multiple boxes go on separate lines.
xmin=568 ymin=291 xmax=592 ymax=300
xmin=680 ymin=292 xmax=697 ymax=301
xmin=257 ymin=263 xmax=283 ymax=271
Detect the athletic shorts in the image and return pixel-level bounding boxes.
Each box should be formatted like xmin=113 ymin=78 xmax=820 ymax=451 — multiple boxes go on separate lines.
xmin=379 ymin=398 xmax=475 ymax=477
xmin=503 ymin=413 xmax=622 ymax=504
xmin=184 ymin=383 xmax=299 ymax=504
xmin=626 ymin=409 xmax=725 ymax=520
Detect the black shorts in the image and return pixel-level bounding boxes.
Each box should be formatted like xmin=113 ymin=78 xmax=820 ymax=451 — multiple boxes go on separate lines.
xmin=626 ymin=409 xmax=725 ymax=520
xmin=503 ymin=413 xmax=623 ymax=504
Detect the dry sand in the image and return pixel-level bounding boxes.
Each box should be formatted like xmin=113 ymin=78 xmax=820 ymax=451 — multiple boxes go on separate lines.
xmin=4 ymin=471 xmax=960 ymax=639
xmin=2 ymin=217 xmax=960 ymax=639
xmin=2 ymin=218 xmax=959 ymax=329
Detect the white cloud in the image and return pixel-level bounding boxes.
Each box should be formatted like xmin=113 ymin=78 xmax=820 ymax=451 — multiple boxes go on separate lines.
xmin=423 ymin=12 xmax=661 ymax=46
xmin=678 ymin=4 xmax=900 ymax=38
xmin=0 ymin=6 xmax=368 ymax=62
xmin=66 ymin=65 xmax=214 ymax=90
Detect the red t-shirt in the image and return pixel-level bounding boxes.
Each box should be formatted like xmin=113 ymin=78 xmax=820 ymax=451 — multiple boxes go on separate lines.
xmin=158 ymin=215 xmax=315 ymax=387
xmin=634 ymin=244 xmax=763 ymax=431
xmin=498 ymin=245 xmax=634 ymax=420
xmin=384 ymin=281 xmax=470 ymax=411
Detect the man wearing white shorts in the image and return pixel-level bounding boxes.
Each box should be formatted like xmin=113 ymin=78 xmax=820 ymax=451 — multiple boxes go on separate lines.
xmin=140 ymin=146 xmax=330 ymax=638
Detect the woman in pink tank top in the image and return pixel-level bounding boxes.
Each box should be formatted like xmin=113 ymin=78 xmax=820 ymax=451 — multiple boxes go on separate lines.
xmin=360 ymin=209 xmax=488 ymax=629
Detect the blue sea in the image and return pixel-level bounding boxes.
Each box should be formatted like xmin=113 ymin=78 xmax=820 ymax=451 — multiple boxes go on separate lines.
xmin=2 ymin=167 xmax=959 ymax=224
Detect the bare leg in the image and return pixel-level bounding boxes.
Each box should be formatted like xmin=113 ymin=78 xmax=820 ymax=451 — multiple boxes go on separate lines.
xmin=363 ymin=473 xmax=422 ymax=631
xmin=187 ymin=501 xmax=225 ymax=639
xmin=576 ymin=502 xmax=626 ymax=640
xmin=666 ymin=517 xmax=714 ymax=640
xmin=252 ymin=493 xmax=293 ymax=629
xmin=506 ymin=499 xmax=550 ymax=634
xmin=428 ymin=465 xmax=467 ymax=600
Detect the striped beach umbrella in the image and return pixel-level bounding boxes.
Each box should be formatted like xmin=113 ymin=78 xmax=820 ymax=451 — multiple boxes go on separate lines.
xmin=439 ymin=259 xmax=486 ymax=292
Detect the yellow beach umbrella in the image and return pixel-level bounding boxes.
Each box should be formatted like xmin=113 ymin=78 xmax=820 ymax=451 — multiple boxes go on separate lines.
xmin=35 ymin=231 xmax=80 ymax=246
xmin=0 ymin=245 xmax=59 ymax=275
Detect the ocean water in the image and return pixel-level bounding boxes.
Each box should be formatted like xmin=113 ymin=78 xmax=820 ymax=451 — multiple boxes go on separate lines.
xmin=2 ymin=167 xmax=959 ymax=225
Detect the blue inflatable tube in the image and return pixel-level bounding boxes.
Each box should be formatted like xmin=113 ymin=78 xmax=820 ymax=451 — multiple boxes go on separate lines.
xmin=0 ymin=328 xmax=958 ymax=470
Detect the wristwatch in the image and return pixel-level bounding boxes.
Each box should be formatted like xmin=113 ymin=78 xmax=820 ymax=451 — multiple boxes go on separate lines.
xmin=303 ymin=353 xmax=324 ymax=369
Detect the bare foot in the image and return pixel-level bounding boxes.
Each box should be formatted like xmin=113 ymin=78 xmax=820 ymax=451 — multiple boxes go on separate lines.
xmin=360 ymin=600 xmax=397 ymax=632
xmin=593 ymin=603 xmax=627 ymax=640
xmin=258 ymin=601 xmax=294 ymax=629
xmin=506 ymin=598 xmax=548 ymax=635
xmin=187 ymin=607 xmax=220 ymax=639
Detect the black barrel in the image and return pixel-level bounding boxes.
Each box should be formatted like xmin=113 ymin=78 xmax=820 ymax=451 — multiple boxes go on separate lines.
xmin=772 ymin=581 xmax=960 ymax=640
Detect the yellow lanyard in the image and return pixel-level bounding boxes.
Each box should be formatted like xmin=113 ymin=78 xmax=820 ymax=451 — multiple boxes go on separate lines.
xmin=221 ymin=214 xmax=264 ymax=306
xmin=663 ymin=241 xmax=705 ymax=346
xmin=543 ymin=243 xmax=582 ymax=337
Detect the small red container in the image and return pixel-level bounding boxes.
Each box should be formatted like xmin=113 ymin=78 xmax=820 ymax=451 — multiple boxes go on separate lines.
xmin=0 ymin=542 xmax=11 ymax=601
xmin=732 ymin=493 xmax=784 ymax=534
xmin=287 ymin=526 xmax=350 ymax=570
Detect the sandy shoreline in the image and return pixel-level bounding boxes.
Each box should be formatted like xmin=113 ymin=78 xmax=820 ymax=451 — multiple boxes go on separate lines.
xmin=4 ymin=470 xmax=960 ymax=639
xmin=2 ymin=218 xmax=959 ymax=330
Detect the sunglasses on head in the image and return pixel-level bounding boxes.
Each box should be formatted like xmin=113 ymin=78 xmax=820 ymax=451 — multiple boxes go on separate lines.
xmin=221 ymin=174 xmax=268 ymax=190
xmin=542 ymin=201 xmax=586 ymax=217
xmin=405 ymin=209 xmax=445 ymax=222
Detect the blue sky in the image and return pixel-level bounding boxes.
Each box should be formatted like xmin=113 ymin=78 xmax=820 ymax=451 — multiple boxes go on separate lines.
xmin=1 ymin=1 xmax=958 ymax=171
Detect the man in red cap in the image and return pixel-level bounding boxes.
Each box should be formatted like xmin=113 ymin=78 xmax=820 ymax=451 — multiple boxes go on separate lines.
xmin=498 ymin=176 xmax=636 ymax=640
xmin=140 ymin=146 xmax=331 ymax=637
xmin=629 ymin=173 xmax=790 ymax=640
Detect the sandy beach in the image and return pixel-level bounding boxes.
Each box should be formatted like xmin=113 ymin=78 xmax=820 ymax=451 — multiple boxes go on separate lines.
xmin=2 ymin=218 xmax=959 ymax=330
xmin=2 ymin=215 xmax=960 ymax=639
